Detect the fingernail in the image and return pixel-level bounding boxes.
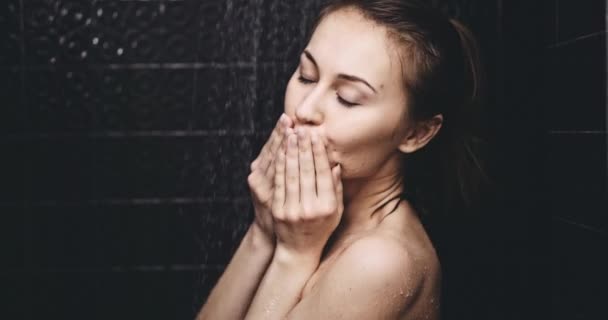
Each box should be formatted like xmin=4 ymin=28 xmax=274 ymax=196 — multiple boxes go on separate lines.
xmin=279 ymin=113 xmax=287 ymax=125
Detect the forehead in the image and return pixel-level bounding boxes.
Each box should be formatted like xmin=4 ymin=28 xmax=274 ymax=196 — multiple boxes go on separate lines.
xmin=307 ymin=8 xmax=401 ymax=92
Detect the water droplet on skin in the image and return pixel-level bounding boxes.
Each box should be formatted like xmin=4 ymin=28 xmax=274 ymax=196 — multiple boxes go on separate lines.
xmin=116 ymin=48 xmax=124 ymax=56
xmin=92 ymin=37 xmax=99 ymax=45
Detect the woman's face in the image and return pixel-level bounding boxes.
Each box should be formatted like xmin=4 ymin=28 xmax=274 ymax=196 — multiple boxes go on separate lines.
xmin=284 ymin=8 xmax=411 ymax=179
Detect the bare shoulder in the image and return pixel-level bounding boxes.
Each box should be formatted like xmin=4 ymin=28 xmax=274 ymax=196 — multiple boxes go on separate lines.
xmin=288 ymin=202 xmax=441 ymax=319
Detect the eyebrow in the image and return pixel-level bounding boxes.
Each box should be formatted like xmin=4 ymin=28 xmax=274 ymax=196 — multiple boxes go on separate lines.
xmin=303 ymin=49 xmax=378 ymax=94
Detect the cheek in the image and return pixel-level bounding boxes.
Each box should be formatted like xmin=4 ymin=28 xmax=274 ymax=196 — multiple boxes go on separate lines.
xmin=324 ymin=124 xmax=397 ymax=177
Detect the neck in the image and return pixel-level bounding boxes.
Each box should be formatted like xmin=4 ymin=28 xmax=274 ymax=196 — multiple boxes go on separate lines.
xmin=334 ymin=155 xmax=405 ymax=239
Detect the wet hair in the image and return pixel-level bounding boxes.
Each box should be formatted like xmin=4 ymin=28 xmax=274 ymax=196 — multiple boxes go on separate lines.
xmin=308 ymin=0 xmax=490 ymax=217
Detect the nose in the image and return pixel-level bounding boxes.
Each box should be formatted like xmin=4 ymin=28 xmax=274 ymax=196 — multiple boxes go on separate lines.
xmin=294 ymin=87 xmax=324 ymax=127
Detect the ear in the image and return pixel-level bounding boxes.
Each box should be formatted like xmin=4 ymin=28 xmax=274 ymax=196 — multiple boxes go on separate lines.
xmin=398 ymin=114 xmax=443 ymax=154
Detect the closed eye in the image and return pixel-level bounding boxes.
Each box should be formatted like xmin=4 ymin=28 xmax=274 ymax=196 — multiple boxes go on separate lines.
xmin=297 ymin=76 xmax=359 ymax=108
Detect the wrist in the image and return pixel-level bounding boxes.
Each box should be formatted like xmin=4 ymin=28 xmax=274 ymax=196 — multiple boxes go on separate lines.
xmin=247 ymin=223 xmax=275 ymax=252
xmin=273 ymin=244 xmax=321 ymax=271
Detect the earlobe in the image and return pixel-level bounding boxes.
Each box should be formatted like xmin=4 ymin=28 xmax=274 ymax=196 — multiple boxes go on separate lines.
xmin=397 ymin=114 xmax=443 ymax=154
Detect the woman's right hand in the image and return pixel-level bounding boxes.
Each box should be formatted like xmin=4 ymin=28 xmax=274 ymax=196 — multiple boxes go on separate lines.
xmin=248 ymin=113 xmax=293 ymax=245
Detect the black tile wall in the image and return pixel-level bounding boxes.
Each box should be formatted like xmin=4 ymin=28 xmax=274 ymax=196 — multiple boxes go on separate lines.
xmin=0 ymin=272 xmax=27 ymax=320
xmin=0 ymin=206 xmax=24 ymax=270
xmin=557 ymin=0 xmax=606 ymax=42
xmin=544 ymin=33 xmax=606 ymax=131
xmin=545 ymin=0 xmax=608 ymax=319
xmin=0 ymin=139 xmax=25 ymax=203
xmin=0 ymin=0 xmax=21 ymax=67
xmin=545 ymin=133 xmax=607 ymax=230
xmin=0 ymin=69 xmax=23 ymax=134
xmin=551 ymin=218 xmax=608 ymax=320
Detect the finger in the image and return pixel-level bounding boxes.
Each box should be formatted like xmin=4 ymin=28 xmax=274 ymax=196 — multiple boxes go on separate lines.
xmin=263 ymin=137 xmax=281 ymax=179
xmin=253 ymin=114 xmax=289 ymax=171
xmin=332 ymin=164 xmax=343 ymax=213
xmin=265 ymin=131 xmax=288 ymax=181
xmin=297 ymin=128 xmax=316 ymax=205
xmin=311 ymin=130 xmax=335 ymax=199
xmin=272 ymin=143 xmax=287 ymax=218
xmin=285 ymin=131 xmax=300 ymax=214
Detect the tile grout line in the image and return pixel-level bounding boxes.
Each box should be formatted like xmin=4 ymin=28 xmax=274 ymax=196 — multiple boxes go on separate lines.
xmin=548 ymin=30 xmax=607 ymax=49
xmin=17 ymin=1 xmax=32 ymax=319
xmin=555 ymin=0 xmax=559 ymax=43
xmin=553 ymin=216 xmax=608 ymax=236
xmin=0 ymin=264 xmax=227 ymax=274
xmin=548 ymin=130 xmax=607 ymax=134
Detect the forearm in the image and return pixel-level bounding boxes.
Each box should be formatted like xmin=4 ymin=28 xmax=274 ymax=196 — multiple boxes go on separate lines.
xmin=244 ymin=247 xmax=319 ymax=320
xmin=196 ymin=223 xmax=275 ymax=320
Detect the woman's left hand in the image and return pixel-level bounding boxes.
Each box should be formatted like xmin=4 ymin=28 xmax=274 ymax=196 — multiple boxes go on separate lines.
xmin=271 ymin=127 xmax=344 ymax=260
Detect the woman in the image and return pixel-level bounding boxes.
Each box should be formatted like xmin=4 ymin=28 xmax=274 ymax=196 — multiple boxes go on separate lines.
xmin=198 ymin=0 xmax=485 ymax=319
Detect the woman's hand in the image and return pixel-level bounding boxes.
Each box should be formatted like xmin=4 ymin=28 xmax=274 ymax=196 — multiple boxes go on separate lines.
xmin=271 ymin=127 xmax=344 ymax=260
xmin=248 ymin=113 xmax=294 ymax=246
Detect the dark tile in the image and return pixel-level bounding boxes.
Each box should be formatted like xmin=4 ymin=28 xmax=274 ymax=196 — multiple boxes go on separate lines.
xmin=545 ymin=133 xmax=607 ymax=231
xmin=259 ymin=0 xmax=310 ymax=62
xmin=30 ymin=272 xmax=101 ymax=320
xmin=93 ymin=68 xmax=194 ymax=131
xmin=30 ymin=205 xmax=101 ymax=268
xmin=197 ymin=0 xmax=257 ymax=62
xmin=551 ymin=218 xmax=607 ymax=319
xmin=192 ymin=66 xmax=255 ymax=131
xmin=0 ymin=139 xmax=25 ymax=204
xmin=26 ymin=68 xmax=194 ymax=133
xmin=0 ymin=69 xmax=23 ymax=134
xmin=167 ymin=269 xmax=209 ymax=319
xmin=255 ymin=63 xmax=294 ymax=133
xmin=0 ymin=206 xmax=24 ymax=270
xmin=168 ymin=201 xmax=251 ymax=265
xmin=95 ymin=271 xmax=172 ymax=320
xmin=25 ymin=69 xmax=96 ymax=132
xmin=24 ymin=0 xmax=201 ymax=65
xmin=0 ymin=0 xmax=21 ymax=67
xmin=92 ymin=136 xmax=190 ymax=199
xmin=557 ymin=0 xmax=606 ymax=42
xmin=27 ymin=138 xmax=95 ymax=202
xmin=542 ymin=0 xmax=558 ymax=46
xmin=94 ymin=204 xmax=171 ymax=267
xmin=0 ymin=272 xmax=27 ymax=320
xmin=544 ymin=34 xmax=606 ymax=131
xmin=180 ymin=136 xmax=253 ymax=198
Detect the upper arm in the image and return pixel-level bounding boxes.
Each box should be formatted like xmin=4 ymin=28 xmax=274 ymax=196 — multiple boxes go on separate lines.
xmin=286 ymin=236 xmax=424 ymax=320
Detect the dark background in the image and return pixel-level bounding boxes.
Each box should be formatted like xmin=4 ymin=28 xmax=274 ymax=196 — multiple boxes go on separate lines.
xmin=1 ymin=0 xmax=605 ymax=319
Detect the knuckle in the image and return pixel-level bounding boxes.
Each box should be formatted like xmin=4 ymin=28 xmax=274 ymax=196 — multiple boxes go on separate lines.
xmin=247 ymin=172 xmax=258 ymax=186
xmin=320 ymin=201 xmax=336 ymax=215
xmin=286 ymin=174 xmax=298 ymax=184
